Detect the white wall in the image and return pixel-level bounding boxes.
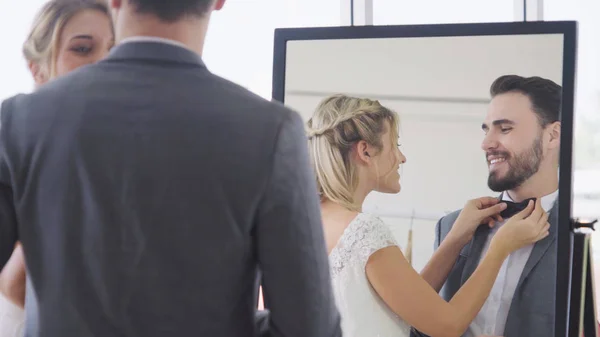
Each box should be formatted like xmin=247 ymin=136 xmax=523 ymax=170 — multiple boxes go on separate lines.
xmin=283 ymin=34 xmax=564 ymax=271
xmin=285 ymin=34 xmax=563 ymax=107
xmin=0 ymin=1 xmax=47 ymax=101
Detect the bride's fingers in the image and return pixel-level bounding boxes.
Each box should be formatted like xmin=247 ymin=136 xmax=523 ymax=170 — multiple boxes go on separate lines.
xmin=537 ymin=212 xmax=549 ymax=226
xmin=539 ymin=223 xmax=550 ymax=235
xmin=536 ymin=231 xmax=550 ymax=241
xmin=482 ymin=217 xmax=495 ymax=227
xmin=534 ymin=226 xmax=550 ymax=241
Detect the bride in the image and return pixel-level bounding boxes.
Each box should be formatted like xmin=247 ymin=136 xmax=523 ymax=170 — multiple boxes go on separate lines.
xmin=306 ymin=94 xmax=550 ymax=337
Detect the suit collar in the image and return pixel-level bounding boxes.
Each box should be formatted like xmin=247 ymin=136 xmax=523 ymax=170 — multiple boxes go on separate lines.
xmin=504 ymin=201 xmax=558 ymax=334
xmin=515 ymin=196 xmax=559 ymax=281
xmin=105 ymin=40 xmax=206 ymax=68
xmin=499 ymin=190 xmax=559 ymax=236
xmin=120 ymin=36 xmax=190 ymax=50
xmin=460 ymin=191 xmax=559 ymax=285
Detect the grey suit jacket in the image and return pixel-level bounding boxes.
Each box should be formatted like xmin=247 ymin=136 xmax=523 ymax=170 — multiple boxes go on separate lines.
xmin=0 ymin=41 xmax=341 ymax=337
xmin=416 ymin=197 xmax=558 ymax=337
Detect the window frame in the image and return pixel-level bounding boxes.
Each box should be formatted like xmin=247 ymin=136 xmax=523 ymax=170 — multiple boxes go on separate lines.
xmin=352 ymin=0 xmax=532 ymax=25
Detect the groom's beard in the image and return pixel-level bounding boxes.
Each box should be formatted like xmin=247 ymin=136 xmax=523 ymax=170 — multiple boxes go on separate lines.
xmin=487 ymin=135 xmax=544 ymax=192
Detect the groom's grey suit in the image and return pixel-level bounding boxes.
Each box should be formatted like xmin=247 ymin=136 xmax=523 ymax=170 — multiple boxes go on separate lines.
xmin=0 ymin=40 xmax=341 ymax=337
xmin=412 ymin=195 xmax=558 ymax=337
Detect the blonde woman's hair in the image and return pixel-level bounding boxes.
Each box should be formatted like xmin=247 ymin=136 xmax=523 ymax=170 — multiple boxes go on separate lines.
xmin=307 ymin=94 xmax=400 ymax=211
xmin=22 ymin=0 xmax=111 ymax=78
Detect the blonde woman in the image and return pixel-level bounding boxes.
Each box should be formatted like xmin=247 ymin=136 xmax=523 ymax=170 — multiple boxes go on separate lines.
xmin=307 ymin=94 xmax=550 ymax=337
xmin=0 ymin=0 xmax=113 ymax=335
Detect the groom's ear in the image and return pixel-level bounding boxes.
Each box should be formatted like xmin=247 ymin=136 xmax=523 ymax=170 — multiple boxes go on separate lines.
xmin=28 ymin=61 xmax=48 ymax=87
xmin=108 ymin=0 xmax=122 ymax=10
xmin=214 ymin=0 xmax=226 ymax=11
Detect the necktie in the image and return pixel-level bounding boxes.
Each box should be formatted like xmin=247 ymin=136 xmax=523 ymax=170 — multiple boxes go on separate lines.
xmin=499 ymin=197 xmax=537 ymax=219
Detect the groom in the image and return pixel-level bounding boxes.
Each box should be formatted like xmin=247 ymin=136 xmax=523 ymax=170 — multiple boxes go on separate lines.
xmin=415 ymin=75 xmax=562 ymax=337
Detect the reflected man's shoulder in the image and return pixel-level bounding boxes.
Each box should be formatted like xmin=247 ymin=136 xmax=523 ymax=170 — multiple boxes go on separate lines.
xmin=437 ymin=209 xmax=462 ymax=231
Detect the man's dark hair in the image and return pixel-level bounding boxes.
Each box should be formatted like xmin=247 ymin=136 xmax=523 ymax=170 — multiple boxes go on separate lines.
xmin=490 ymin=75 xmax=562 ymax=127
xmin=128 ymin=0 xmax=214 ymax=22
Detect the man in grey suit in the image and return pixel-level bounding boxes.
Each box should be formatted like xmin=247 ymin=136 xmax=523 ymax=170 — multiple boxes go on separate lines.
xmin=412 ymin=75 xmax=562 ymax=337
xmin=0 ymin=0 xmax=341 ymax=336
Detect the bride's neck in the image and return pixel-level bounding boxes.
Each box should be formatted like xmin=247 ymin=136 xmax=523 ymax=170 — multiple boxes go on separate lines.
xmin=321 ymin=200 xmax=360 ymax=254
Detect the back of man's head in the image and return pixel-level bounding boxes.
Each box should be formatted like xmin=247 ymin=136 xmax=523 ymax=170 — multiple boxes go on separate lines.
xmin=128 ymin=0 xmax=215 ymax=22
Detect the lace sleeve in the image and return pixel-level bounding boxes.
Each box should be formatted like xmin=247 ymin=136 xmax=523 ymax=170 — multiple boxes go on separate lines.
xmin=352 ymin=214 xmax=398 ymax=267
xmin=329 ymin=214 xmax=399 ymax=277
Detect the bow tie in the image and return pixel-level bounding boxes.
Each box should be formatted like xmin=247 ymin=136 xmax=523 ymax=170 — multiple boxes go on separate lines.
xmin=499 ymin=197 xmax=537 ymax=219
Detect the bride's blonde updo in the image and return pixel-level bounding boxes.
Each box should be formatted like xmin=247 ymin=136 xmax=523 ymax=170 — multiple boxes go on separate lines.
xmin=307 ymin=94 xmax=400 ymax=211
xmin=22 ymin=0 xmax=111 ymax=79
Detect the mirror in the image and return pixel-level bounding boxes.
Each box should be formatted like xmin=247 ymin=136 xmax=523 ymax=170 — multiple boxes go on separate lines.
xmin=273 ymin=22 xmax=576 ymax=337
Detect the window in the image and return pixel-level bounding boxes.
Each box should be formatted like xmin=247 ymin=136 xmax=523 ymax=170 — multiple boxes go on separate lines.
xmin=544 ymin=0 xmax=600 ymax=319
xmin=373 ymin=0 xmax=515 ymax=25
xmin=203 ymin=0 xmax=342 ymax=99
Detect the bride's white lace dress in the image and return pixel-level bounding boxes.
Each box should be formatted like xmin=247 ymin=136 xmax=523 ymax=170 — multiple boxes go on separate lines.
xmin=329 ymin=212 xmax=412 ymax=337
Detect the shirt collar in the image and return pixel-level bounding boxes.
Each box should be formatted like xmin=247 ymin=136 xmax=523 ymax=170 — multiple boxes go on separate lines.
xmin=502 ymin=189 xmax=558 ymax=212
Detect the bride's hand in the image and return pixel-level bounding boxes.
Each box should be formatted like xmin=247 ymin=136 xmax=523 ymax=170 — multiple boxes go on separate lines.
xmin=448 ymin=197 xmax=507 ymax=245
xmin=491 ymin=198 xmax=550 ymax=255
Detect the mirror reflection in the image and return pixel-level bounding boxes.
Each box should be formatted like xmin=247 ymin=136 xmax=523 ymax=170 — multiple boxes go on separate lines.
xmin=283 ymin=33 xmax=565 ymax=337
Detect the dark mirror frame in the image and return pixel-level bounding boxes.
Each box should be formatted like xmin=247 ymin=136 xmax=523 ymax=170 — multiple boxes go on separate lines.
xmin=271 ymin=21 xmax=578 ymax=337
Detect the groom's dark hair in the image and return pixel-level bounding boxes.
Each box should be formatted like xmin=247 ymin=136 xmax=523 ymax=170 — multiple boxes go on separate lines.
xmin=128 ymin=0 xmax=214 ymax=22
xmin=490 ymin=74 xmax=562 ymax=127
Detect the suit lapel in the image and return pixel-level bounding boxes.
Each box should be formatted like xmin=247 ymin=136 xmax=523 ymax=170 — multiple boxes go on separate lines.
xmin=514 ymin=199 xmax=559 ymax=289
xmin=458 ymin=192 xmax=506 ymax=283
xmin=460 ymin=224 xmax=491 ymax=284
xmin=503 ymin=199 xmax=558 ymax=335
xmin=459 ymin=194 xmax=558 ymax=292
